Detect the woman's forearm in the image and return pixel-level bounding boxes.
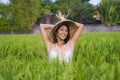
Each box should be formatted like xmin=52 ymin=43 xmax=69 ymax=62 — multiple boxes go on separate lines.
xmin=74 ymin=22 xmax=84 ymax=28
xmin=40 ymin=24 xmax=54 ymax=30
xmin=69 ymin=21 xmax=84 ymax=43
xmin=39 ymin=24 xmax=54 ymax=44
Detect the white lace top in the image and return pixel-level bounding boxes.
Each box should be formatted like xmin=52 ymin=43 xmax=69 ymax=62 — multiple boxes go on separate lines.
xmin=47 ymin=42 xmax=74 ymax=62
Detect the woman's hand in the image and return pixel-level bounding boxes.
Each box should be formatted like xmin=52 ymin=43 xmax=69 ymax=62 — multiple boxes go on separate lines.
xmin=55 ymin=11 xmax=66 ymax=20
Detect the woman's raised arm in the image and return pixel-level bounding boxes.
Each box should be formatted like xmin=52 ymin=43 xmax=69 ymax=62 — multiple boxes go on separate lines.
xmin=70 ymin=22 xmax=84 ymax=43
xmin=39 ymin=24 xmax=54 ymax=45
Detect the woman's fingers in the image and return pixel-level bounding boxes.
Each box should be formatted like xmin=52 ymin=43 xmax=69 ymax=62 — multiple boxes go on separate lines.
xmin=55 ymin=14 xmax=59 ymax=18
xmin=58 ymin=11 xmax=62 ymax=16
xmin=56 ymin=11 xmax=66 ymax=20
xmin=55 ymin=14 xmax=61 ymax=20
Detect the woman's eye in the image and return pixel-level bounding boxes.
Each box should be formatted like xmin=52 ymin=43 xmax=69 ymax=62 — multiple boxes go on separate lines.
xmin=65 ymin=30 xmax=68 ymax=32
xmin=60 ymin=29 xmax=64 ymax=31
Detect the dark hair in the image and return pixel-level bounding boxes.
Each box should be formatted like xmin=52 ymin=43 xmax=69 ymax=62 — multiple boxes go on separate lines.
xmin=53 ymin=23 xmax=70 ymax=44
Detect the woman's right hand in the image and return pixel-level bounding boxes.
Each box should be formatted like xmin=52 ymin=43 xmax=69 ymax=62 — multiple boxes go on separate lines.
xmin=55 ymin=11 xmax=66 ymax=20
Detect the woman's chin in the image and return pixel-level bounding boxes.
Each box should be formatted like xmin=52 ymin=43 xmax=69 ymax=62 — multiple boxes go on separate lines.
xmin=58 ymin=35 xmax=67 ymax=40
xmin=60 ymin=37 xmax=66 ymax=40
xmin=61 ymin=37 xmax=66 ymax=40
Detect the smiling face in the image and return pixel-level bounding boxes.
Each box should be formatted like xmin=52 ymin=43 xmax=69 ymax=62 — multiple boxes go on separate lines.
xmin=53 ymin=24 xmax=70 ymax=44
xmin=56 ymin=25 xmax=68 ymax=40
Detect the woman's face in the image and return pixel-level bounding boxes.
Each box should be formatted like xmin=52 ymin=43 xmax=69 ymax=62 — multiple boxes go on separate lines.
xmin=56 ymin=25 xmax=68 ymax=40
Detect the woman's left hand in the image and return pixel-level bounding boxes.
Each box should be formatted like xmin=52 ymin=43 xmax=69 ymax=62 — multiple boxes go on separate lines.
xmin=56 ymin=11 xmax=66 ymax=20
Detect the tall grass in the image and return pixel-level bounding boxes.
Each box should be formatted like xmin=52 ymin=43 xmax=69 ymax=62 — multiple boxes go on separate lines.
xmin=0 ymin=32 xmax=120 ymax=80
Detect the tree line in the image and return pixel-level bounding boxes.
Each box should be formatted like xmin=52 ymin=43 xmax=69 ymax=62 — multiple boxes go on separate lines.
xmin=0 ymin=0 xmax=120 ymax=31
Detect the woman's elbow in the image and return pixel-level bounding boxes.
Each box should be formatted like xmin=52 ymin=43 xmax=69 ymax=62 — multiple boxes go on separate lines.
xmin=78 ymin=23 xmax=84 ymax=29
xmin=80 ymin=23 xmax=84 ymax=27
xmin=39 ymin=24 xmax=44 ymax=31
xmin=40 ymin=24 xmax=44 ymax=28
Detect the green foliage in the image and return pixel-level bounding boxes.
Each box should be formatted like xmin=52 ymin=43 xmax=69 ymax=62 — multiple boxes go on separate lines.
xmin=39 ymin=0 xmax=52 ymax=15
xmin=42 ymin=0 xmax=52 ymax=5
xmin=0 ymin=19 xmax=10 ymax=31
xmin=81 ymin=0 xmax=90 ymax=2
xmin=9 ymin=0 xmax=41 ymax=29
xmin=0 ymin=3 xmax=11 ymax=31
xmin=0 ymin=0 xmax=42 ymax=31
xmin=0 ymin=32 xmax=120 ymax=80
xmin=50 ymin=0 xmax=95 ymax=24
xmin=97 ymin=0 xmax=120 ymax=26
xmin=0 ymin=3 xmax=10 ymax=20
xmin=70 ymin=2 xmax=95 ymax=24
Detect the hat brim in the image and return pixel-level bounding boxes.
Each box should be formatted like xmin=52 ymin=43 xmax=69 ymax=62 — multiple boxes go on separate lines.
xmin=49 ymin=20 xmax=78 ymax=43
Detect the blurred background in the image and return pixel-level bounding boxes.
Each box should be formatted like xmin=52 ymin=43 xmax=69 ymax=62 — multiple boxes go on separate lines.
xmin=0 ymin=0 xmax=120 ymax=34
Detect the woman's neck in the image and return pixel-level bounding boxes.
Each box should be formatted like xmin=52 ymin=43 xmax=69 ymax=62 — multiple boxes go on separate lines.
xmin=57 ymin=39 xmax=65 ymax=46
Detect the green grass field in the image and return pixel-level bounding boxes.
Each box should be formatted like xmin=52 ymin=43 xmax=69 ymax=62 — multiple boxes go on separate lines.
xmin=0 ymin=32 xmax=120 ymax=80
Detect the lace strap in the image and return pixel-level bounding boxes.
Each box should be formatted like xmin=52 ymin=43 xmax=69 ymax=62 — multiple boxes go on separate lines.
xmin=69 ymin=41 xmax=74 ymax=48
xmin=46 ymin=42 xmax=55 ymax=53
xmin=46 ymin=42 xmax=51 ymax=52
xmin=64 ymin=41 xmax=74 ymax=53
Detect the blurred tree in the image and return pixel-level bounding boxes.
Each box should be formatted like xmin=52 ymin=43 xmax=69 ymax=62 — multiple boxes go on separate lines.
xmin=81 ymin=0 xmax=90 ymax=3
xmin=9 ymin=0 xmax=41 ymax=30
xmin=72 ymin=2 xmax=95 ymax=24
xmin=96 ymin=0 xmax=120 ymax=26
xmin=50 ymin=0 xmax=95 ymax=24
xmin=42 ymin=0 xmax=52 ymax=5
xmin=0 ymin=3 xmax=10 ymax=31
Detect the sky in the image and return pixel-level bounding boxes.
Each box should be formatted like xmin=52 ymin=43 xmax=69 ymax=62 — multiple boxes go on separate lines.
xmin=0 ymin=0 xmax=9 ymax=4
xmin=0 ymin=0 xmax=101 ymax=5
xmin=89 ymin=0 xmax=101 ymax=5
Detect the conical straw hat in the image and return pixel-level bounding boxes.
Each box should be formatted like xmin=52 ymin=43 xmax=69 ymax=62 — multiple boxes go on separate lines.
xmin=49 ymin=20 xmax=78 ymax=43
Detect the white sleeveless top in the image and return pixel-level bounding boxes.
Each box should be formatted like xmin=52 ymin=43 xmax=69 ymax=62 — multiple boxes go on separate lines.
xmin=47 ymin=42 xmax=74 ymax=62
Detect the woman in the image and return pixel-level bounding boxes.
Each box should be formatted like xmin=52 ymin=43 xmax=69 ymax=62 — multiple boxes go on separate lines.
xmin=40 ymin=11 xmax=84 ymax=62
